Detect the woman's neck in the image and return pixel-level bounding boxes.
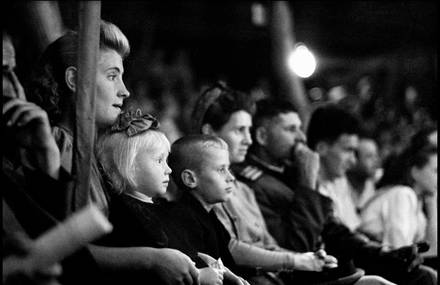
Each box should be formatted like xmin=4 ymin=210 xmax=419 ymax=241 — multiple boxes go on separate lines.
xmin=58 ymin=114 xmax=104 ymax=139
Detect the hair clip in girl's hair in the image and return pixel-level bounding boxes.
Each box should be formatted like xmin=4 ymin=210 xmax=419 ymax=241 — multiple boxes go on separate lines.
xmin=111 ymin=109 xmax=159 ymax=137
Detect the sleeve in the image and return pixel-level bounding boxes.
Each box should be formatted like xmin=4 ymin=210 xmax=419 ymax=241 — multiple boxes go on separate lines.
xmin=228 ymin=238 xmax=294 ymax=271
xmin=250 ymin=181 xmax=290 ymax=248
xmin=24 ymin=166 xmax=74 ymax=220
xmin=382 ymin=187 xmax=418 ymax=248
xmin=242 ymin=183 xmax=281 ymax=249
xmin=323 ymin=210 xmax=383 ymax=262
xmin=423 ymin=193 xmax=437 ymax=257
xmin=214 ymin=204 xmax=238 ymax=240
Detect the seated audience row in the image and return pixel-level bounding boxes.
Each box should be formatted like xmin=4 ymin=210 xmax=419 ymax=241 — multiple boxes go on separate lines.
xmin=3 ymin=19 xmax=437 ymax=285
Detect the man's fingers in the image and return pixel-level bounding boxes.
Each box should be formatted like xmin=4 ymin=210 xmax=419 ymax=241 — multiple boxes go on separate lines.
xmin=2 ymin=98 xmax=34 ymax=115
xmin=16 ymin=109 xmax=48 ymax=128
xmin=9 ymin=70 xmax=26 ymax=100
xmin=5 ymin=103 xmax=40 ymax=127
xmin=2 ymin=98 xmax=24 ymax=115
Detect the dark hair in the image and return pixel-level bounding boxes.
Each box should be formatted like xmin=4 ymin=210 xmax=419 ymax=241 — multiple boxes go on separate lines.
xmin=191 ymin=82 xmax=255 ymax=133
xmin=377 ymin=145 xmax=437 ymax=188
xmin=168 ymin=134 xmax=228 ymax=190
xmin=27 ymin=20 xmax=130 ymax=124
xmin=306 ymin=103 xmax=361 ymax=150
xmin=252 ymin=98 xmax=298 ymax=130
xmin=408 ymin=125 xmax=437 ymax=152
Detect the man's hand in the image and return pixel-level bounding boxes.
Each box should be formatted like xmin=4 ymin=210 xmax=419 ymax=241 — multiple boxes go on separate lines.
xmin=291 ymin=251 xmax=338 ymax=272
xmin=289 ymin=142 xmax=320 ymax=189
xmin=3 ymin=99 xmax=60 ymax=179
xmin=152 ymin=248 xmax=200 ymax=285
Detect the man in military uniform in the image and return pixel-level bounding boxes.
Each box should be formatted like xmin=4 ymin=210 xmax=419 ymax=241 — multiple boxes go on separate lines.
xmin=234 ymin=99 xmax=435 ymax=285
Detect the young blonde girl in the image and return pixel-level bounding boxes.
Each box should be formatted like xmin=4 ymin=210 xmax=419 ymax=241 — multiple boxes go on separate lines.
xmin=97 ymin=109 xmax=224 ymax=285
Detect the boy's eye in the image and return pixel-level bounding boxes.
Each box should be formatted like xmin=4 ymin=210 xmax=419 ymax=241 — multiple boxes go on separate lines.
xmin=108 ymin=74 xmax=117 ymax=81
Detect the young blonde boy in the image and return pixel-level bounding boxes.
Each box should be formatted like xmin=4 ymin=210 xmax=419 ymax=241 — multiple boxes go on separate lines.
xmin=165 ymin=134 xmax=250 ymax=285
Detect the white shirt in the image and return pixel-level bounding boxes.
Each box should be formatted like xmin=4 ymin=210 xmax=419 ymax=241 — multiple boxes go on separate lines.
xmin=359 ymin=185 xmax=427 ymax=249
xmin=318 ymin=176 xmax=361 ymax=231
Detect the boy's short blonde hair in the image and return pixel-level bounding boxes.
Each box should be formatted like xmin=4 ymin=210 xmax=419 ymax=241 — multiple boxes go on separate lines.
xmin=98 ymin=130 xmax=170 ymax=193
xmin=168 ymin=134 xmax=228 ymax=190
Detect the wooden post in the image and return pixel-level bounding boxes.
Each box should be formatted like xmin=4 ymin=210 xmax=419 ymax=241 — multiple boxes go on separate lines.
xmin=73 ymin=1 xmax=101 ymax=210
xmin=269 ymin=1 xmax=310 ymax=127
xmin=24 ymin=1 xmax=65 ymax=52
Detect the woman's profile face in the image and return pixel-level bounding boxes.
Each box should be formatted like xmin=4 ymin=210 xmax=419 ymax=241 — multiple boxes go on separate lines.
xmin=95 ymin=49 xmax=130 ymax=129
xmin=412 ymin=153 xmax=437 ymax=194
xmin=213 ymin=110 xmax=252 ymax=164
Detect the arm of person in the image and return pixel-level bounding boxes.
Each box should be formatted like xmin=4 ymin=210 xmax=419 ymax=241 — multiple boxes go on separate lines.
xmin=3 ymin=232 xmax=63 ymax=285
xmin=88 ymin=244 xmax=200 ymax=285
xmin=324 ymin=210 xmax=424 ymax=274
xmin=422 ymin=192 xmax=437 ymax=257
xmin=383 ymin=188 xmax=419 ymax=249
xmin=250 ymin=183 xmax=293 ymax=248
xmin=229 ymin=238 xmax=332 ymax=272
xmin=3 ymin=98 xmax=60 ymax=180
xmin=23 ymin=167 xmax=73 ymax=221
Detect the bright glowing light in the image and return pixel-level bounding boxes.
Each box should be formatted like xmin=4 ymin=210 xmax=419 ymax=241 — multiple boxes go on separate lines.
xmin=287 ymin=44 xmax=317 ymax=78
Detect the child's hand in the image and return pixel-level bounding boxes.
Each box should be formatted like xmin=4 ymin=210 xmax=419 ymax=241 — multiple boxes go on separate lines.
xmin=199 ymin=267 xmax=223 ymax=285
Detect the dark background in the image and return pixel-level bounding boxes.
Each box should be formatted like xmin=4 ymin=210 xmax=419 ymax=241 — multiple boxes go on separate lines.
xmin=4 ymin=1 xmax=438 ymax=118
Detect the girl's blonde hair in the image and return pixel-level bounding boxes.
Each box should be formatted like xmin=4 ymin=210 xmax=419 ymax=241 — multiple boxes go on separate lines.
xmin=98 ymin=129 xmax=170 ymax=194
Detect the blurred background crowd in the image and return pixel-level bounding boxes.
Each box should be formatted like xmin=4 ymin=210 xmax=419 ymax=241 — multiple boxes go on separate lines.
xmin=5 ymin=1 xmax=437 ymax=157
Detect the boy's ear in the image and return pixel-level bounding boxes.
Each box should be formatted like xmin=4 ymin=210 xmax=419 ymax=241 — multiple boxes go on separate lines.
xmin=65 ymin=66 xmax=77 ymax=92
xmin=201 ymin=124 xmax=215 ymax=135
xmin=181 ymin=169 xmax=198 ymax=189
xmin=255 ymin=126 xmax=268 ymax=146
xmin=315 ymin=141 xmax=328 ymax=156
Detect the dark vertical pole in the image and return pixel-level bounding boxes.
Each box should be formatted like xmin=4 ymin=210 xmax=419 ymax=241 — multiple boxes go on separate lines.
xmin=73 ymin=1 xmax=101 ymax=210
xmin=270 ymin=1 xmax=310 ymax=127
